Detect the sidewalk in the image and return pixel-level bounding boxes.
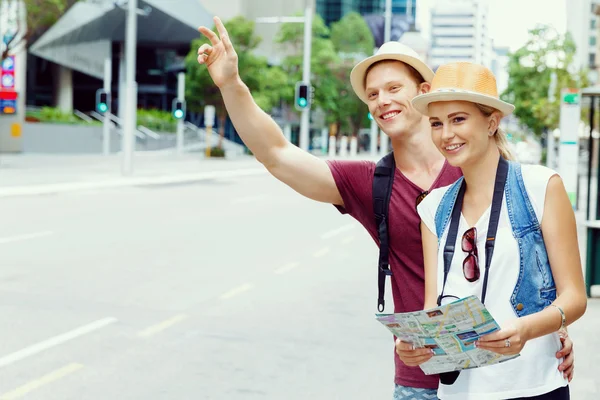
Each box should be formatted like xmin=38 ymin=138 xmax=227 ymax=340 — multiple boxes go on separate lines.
xmin=0 ymin=152 xmax=380 ymax=197
xmin=0 ymin=153 xmax=271 ymax=197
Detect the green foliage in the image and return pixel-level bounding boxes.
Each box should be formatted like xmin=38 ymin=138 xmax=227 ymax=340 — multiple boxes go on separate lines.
xmin=502 ymin=25 xmax=589 ymax=136
xmin=275 ymin=14 xmax=340 ymax=112
xmin=328 ymin=13 xmax=374 ymax=135
xmin=2 ymin=0 xmax=78 ymax=62
xmin=330 ymin=12 xmax=374 ymax=57
xmin=25 ymin=107 xmax=100 ymax=125
xmin=208 ymin=147 xmax=226 ymax=157
xmin=136 ymin=109 xmax=177 ymax=133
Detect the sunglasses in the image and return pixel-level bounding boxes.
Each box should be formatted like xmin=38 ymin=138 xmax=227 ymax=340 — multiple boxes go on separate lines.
xmin=415 ymin=191 xmax=429 ymax=211
xmin=462 ymin=227 xmax=480 ymax=282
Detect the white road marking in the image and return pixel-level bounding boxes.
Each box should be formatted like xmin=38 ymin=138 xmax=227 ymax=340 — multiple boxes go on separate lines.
xmin=138 ymin=314 xmax=188 ymax=338
xmin=0 ymin=318 xmax=117 ymax=369
xmin=0 ymin=363 xmax=84 ymax=399
xmin=320 ymin=224 xmax=355 ymax=239
xmin=341 ymin=236 xmax=355 ymax=244
xmin=313 ymin=247 xmax=330 ymax=258
xmin=0 ymin=231 xmax=54 ymax=245
xmin=220 ymin=283 xmax=254 ymax=300
xmin=230 ymin=195 xmax=267 ymax=204
xmin=274 ymin=262 xmax=300 ymax=275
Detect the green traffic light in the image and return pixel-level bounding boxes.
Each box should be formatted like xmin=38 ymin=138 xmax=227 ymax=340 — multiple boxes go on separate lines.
xmin=298 ymin=98 xmax=307 ymax=108
xmin=97 ymin=103 xmax=108 ymax=113
xmin=173 ymin=109 xmax=184 ymax=119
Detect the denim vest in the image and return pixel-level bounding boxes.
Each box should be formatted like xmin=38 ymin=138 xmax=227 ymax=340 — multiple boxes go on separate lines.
xmin=433 ymin=161 xmax=556 ymax=317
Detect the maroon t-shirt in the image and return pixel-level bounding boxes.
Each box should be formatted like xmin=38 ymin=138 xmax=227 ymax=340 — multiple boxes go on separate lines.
xmin=327 ymin=159 xmax=462 ymax=389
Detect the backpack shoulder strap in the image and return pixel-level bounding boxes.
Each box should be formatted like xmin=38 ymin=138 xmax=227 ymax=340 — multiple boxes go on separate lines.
xmin=373 ymin=152 xmax=396 ymax=312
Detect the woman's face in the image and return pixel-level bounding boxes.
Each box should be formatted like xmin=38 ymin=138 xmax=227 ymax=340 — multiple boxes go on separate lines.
xmin=427 ymin=101 xmax=498 ymax=168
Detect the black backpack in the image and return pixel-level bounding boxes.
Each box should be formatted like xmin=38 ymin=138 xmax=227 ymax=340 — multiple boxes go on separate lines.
xmin=372 ymin=152 xmax=396 ymax=312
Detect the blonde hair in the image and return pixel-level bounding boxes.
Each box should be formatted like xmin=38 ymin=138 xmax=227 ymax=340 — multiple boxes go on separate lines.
xmin=474 ymin=103 xmax=515 ymax=161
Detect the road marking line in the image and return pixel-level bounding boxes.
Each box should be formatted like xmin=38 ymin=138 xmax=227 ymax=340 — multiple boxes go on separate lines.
xmin=341 ymin=236 xmax=355 ymax=244
xmin=320 ymin=224 xmax=355 ymax=240
xmin=220 ymin=283 xmax=254 ymax=300
xmin=313 ymin=247 xmax=330 ymax=258
xmin=138 ymin=314 xmax=188 ymax=338
xmin=230 ymin=195 xmax=267 ymax=204
xmin=0 ymin=363 xmax=84 ymax=400
xmin=274 ymin=262 xmax=300 ymax=275
xmin=0 ymin=231 xmax=54 ymax=245
xmin=0 ymin=318 xmax=117 ymax=369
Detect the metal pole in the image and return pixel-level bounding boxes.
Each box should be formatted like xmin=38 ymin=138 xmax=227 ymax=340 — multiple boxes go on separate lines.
xmin=176 ymin=72 xmax=185 ymax=153
xmin=122 ymin=0 xmax=138 ymax=176
xmin=299 ymin=4 xmax=312 ymax=152
xmin=587 ymin=95 xmax=595 ymax=220
xmin=547 ymin=72 xmax=557 ymax=169
xmin=103 ymin=58 xmax=112 ymax=156
xmin=384 ymin=0 xmax=392 ymax=42
xmin=370 ymin=117 xmax=378 ymax=156
xmin=375 ymin=0 xmax=393 ymax=157
xmin=0 ymin=1 xmax=4 ymax=57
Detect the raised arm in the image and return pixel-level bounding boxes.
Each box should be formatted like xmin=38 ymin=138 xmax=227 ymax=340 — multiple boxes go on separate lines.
xmin=197 ymin=17 xmax=343 ymax=206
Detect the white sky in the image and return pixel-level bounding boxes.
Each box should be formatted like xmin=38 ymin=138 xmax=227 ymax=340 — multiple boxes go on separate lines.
xmin=416 ymin=0 xmax=567 ymax=51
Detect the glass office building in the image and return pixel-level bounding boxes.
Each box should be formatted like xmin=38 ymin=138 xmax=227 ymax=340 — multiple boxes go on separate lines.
xmin=317 ymin=0 xmax=417 ymax=26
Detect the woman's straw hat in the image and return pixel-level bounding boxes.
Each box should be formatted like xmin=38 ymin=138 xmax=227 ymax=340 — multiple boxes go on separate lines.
xmin=411 ymin=62 xmax=514 ymax=116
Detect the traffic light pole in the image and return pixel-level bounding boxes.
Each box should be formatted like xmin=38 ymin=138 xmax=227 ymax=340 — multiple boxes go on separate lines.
xmin=176 ymin=72 xmax=185 ymax=154
xmin=103 ymin=58 xmax=112 ymax=156
xmin=299 ymin=5 xmax=312 ymax=152
xmin=122 ymin=0 xmax=138 ymax=176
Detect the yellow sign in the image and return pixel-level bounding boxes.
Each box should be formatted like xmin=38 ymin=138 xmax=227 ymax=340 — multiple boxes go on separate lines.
xmin=10 ymin=122 xmax=21 ymax=137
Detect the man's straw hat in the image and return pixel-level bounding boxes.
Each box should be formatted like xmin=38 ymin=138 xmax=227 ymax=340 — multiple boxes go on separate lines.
xmin=350 ymin=41 xmax=434 ymax=103
xmin=411 ymin=62 xmax=514 ymax=116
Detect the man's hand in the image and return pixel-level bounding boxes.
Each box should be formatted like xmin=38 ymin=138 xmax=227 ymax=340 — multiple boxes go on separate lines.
xmin=557 ymin=333 xmax=574 ymax=382
xmin=395 ymin=339 xmax=434 ymax=367
xmin=197 ymin=17 xmax=240 ymax=89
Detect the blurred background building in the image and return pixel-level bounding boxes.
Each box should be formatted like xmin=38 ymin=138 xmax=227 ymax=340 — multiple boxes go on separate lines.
xmin=428 ymin=0 xmax=492 ymax=69
xmin=567 ymin=0 xmax=600 ymax=79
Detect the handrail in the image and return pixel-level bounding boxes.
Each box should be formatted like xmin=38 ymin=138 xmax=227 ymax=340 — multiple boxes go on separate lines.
xmin=137 ymin=125 xmax=160 ymax=139
xmin=74 ymin=109 xmax=94 ymax=123
xmin=89 ymin=111 xmax=145 ymax=139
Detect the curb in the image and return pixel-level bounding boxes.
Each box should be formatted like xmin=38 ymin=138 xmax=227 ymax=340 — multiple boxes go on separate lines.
xmin=0 ymin=168 xmax=269 ymax=198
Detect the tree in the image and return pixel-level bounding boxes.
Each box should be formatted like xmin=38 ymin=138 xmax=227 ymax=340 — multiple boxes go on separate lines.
xmin=329 ymin=12 xmax=374 ymax=137
xmin=502 ymin=25 xmax=589 ymax=137
xmin=185 ymin=16 xmax=287 ymax=148
xmin=1 ymin=0 xmax=79 ymax=63
xmin=275 ymin=13 xmax=340 ymax=117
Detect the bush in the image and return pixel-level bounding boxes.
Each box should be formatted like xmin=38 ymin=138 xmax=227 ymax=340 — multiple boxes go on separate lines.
xmin=137 ymin=109 xmax=177 ymax=133
xmin=26 ymin=107 xmax=100 ymax=125
xmin=209 ymin=147 xmax=226 ymax=157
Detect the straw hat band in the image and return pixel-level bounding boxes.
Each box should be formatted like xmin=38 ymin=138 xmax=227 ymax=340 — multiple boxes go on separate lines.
xmin=410 ymin=62 xmax=514 ymax=117
xmin=430 ymin=62 xmax=499 ymax=97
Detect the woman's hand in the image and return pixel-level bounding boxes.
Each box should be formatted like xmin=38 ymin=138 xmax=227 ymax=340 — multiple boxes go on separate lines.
xmin=395 ymin=339 xmax=434 ymax=366
xmin=476 ymin=319 xmax=529 ymax=356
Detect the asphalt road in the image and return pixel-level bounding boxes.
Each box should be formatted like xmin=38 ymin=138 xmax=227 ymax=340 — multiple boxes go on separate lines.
xmin=0 ymin=172 xmax=598 ymax=399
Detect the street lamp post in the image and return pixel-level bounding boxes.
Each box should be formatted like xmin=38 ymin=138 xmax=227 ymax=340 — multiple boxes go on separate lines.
xmin=373 ymin=0 xmax=393 ymax=157
xmin=122 ymin=0 xmax=138 ymax=176
xmin=256 ymin=6 xmax=312 ymax=151
xmin=379 ymin=0 xmax=393 ymax=156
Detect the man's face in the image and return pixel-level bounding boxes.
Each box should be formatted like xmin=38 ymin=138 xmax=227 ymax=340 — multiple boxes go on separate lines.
xmin=364 ymin=61 xmax=428 ymax=139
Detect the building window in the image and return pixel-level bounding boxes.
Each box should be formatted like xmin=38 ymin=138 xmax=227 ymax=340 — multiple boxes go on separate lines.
xmin=590 ymin=53 xmax=596 ymax=68
xmin=591 ymin=36 xmax=597 ymax=46
xmin=592 ymin=19 xmax=597 ymax=29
